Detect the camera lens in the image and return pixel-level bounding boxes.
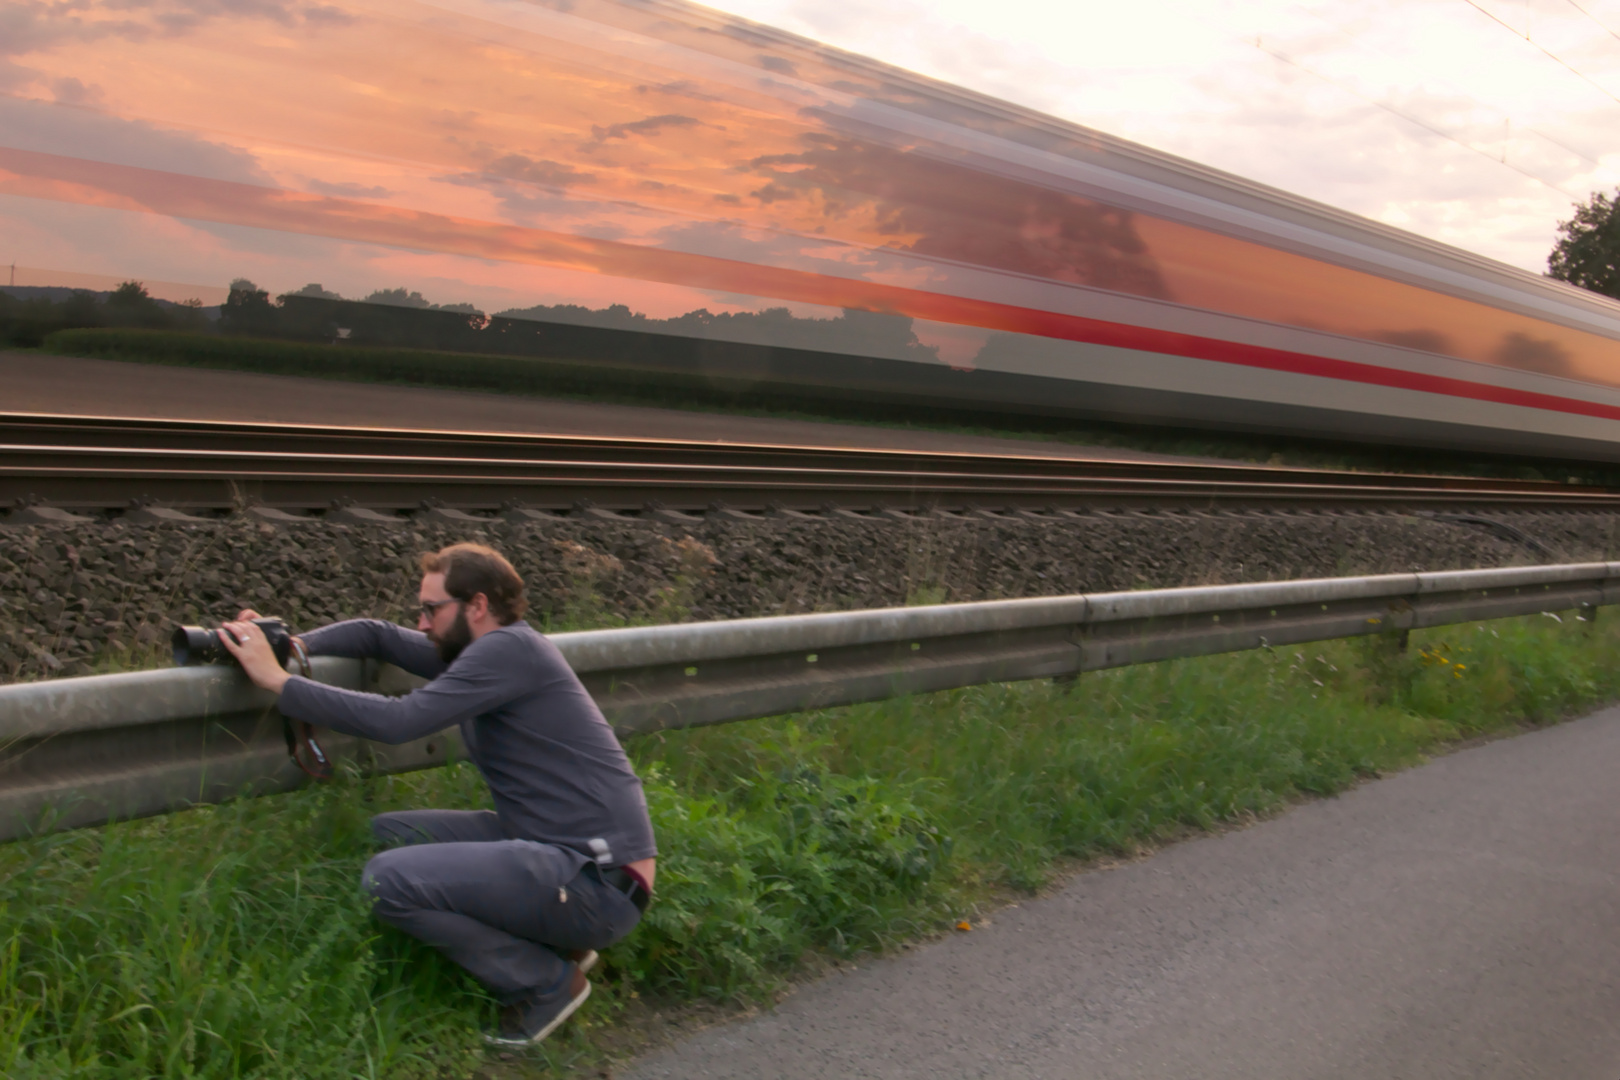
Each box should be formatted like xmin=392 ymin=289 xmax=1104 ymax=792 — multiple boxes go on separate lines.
xmin=170 ymin=618 xmax=291 ymax=668
xmin=171 ymin=625 xmax=224 ymax=666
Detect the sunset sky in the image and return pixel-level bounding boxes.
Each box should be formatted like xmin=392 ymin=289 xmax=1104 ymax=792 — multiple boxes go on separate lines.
xmin=4 ymin=0 xmax=1620 ymax=385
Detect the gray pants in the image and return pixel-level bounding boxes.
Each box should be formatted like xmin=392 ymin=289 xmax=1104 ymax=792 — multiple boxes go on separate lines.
xmin=363 ymin=809 xmax=642 ymax=1004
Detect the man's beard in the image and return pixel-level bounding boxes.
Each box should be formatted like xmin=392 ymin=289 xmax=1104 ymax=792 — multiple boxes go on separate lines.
xmin=430 ymin=607 xmax=473 ymax=663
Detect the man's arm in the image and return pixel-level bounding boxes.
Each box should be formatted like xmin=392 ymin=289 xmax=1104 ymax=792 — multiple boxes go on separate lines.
xmin=300 ymin=619 xmax=447 ymax=680
xmin=277 ymin=649 xmax=513 ymax=744
xmin=225 ymin=612 xmax=445 ymax=679
xmin=221 ymin=621 xmax=515 ymax=745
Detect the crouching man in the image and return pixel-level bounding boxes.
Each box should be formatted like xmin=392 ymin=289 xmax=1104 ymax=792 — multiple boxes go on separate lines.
xmin=220 ymin=542 xmax=656 ymax=1046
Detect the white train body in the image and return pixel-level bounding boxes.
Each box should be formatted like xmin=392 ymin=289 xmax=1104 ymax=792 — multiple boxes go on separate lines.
xmin=8 ymin=0 xmax=1620 ymax=458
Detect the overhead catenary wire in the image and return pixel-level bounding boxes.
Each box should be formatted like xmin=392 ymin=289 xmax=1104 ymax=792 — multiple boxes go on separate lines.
xmin=1165 ymin=0 xmax=1600 ymax=200
xmin=1243 ymin=34 xmax=1585 ymax=199
xmin=1462 ymin=0 xmax=1620 ymax=109
xmin=1284 ymin=0 xmax=1607 ymax=169
xmin=1564 ymin=0 xmax=1620 ymax=46
xmin=1183 ymin=0 xmax=1620 ymax=201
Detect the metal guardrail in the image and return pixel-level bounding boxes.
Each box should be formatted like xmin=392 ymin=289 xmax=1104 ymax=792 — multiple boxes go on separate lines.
xmin=1 ymin=562 xmax=1614 ymax=841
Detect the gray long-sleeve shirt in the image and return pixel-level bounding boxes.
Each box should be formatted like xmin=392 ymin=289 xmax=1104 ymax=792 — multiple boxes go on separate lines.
xmin=278 ymin=618 xmax=657 ymax=865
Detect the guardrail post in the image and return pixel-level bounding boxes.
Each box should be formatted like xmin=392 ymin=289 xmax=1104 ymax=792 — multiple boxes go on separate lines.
xmin=1052 ymin=623 xmax=1083 ymax=688
xmin=1384 ymin=593 xmax=1416 ymax=652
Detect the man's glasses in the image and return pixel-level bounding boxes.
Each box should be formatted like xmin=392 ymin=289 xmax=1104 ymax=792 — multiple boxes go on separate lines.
xmin=419 ymin=597 xmax=462 ymax=620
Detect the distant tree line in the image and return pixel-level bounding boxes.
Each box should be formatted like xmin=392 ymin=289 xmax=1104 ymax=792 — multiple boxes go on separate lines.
xmin=216 ymin=279 xmax=941 ymax=365
xmin=0 ymin=282 xmax=210 ymax=347
xmin=5 ymin=276 xmax=946 ymax=371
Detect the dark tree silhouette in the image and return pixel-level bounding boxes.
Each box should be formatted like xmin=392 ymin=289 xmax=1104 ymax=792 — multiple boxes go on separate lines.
xmin=0 ymin=290 xmax=96 ymax=346
xmin=1549 ymin=190 xmax=1620 ymax=300
xmin=58 ymin=290 xmax=102 ymax=330
xmin=105 ymin=281 xmax=170 ymax=329
xmin=287 ymin=283 xmax=344 ymax=300
xmin=220 ymin=278 xmax=281 ymax=336
xmin=365 ymin=287 xmax=432 ymax=308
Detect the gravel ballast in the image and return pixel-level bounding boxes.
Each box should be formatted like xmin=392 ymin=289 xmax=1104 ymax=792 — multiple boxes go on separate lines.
xmin=1 ymin=509 xmax=1615 ymax=683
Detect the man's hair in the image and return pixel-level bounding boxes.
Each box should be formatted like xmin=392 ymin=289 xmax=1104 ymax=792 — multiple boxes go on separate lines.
xmin=419 ymin=543 xmax=528 ymax=624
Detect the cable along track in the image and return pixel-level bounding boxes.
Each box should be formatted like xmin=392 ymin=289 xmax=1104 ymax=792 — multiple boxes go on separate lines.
xmin=0 ymin=412 xmax=1615 ymax=520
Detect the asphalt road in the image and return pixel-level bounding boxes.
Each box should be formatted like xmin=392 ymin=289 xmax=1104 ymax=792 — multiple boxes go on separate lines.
xmin=627 ymin=707 xmax=1620 ymax=1079
xmin=0 ymin=351 xmax=1194 ymax=463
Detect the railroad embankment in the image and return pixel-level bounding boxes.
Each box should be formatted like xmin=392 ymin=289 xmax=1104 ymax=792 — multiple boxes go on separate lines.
xmin=7 ymin=511 xmax=1620 ymax=1076
xmin=2 ymin=508 xmax=1614 ymax=682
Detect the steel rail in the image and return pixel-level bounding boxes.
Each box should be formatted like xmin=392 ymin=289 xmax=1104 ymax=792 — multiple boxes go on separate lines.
xmin=2 ymin=411 xmax=1617 ymax=514
xmin=0 ymin=561 xmax=1612 ymax=841
xmin=0 ymin=410 xmax=1587 ymax=487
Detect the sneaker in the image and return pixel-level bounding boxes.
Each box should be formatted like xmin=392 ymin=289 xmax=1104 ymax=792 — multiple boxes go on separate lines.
xmin=483 ymin=966 xmax=591 ymax=1047
xmin=567 ymin=949 xmax=599 ymax=975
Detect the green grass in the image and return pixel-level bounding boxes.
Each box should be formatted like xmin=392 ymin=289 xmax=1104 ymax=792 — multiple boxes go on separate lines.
xmin=34 ymin=328 xmax=1605 ymax=483
xmin=3 ymin=611 xmax=1617 ymax=1077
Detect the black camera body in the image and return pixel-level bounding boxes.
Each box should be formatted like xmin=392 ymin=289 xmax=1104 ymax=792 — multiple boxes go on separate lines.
xmin=170 ymin=617 xmax=332 ymax=780
xmin=172 ymin=618 xmax=292 ymax=668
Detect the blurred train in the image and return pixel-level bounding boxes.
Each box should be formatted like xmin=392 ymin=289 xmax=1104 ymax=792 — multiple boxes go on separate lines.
xmin=7 ymin=0 xmax=1620 ymax=460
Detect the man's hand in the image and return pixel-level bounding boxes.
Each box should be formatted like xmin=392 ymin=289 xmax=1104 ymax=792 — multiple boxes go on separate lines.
xmin=219 ymin=619 xmax=292 ymax=694
xmin=232 ymin=610 xmax=305 ymax=670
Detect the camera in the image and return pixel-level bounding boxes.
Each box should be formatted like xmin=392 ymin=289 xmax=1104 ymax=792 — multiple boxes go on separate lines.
xmin=172 ymin=617 xmax=292 ymax=668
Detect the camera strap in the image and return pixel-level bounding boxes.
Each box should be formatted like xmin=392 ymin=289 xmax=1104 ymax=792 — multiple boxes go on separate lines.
xmin=284 ymin=639 xmax=334 ymax=781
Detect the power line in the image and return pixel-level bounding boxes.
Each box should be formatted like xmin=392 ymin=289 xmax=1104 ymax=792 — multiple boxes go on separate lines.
xmin=1563 ymin=0 xmax=1620 ymax=47
xmin=1462 ymin=0 xmax=1620 ymax=108
xmin=1207 ymin=0 xmax=1615 ymax=198
xmin=1246 ymin=35 xmax=1584 ymax=198
xmin=1287 ymin=1 xmax=1604 ymax=168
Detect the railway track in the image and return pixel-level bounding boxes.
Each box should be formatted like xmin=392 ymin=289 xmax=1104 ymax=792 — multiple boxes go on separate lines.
xmin=1 ymin=412 xmax=1616 ymax=519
